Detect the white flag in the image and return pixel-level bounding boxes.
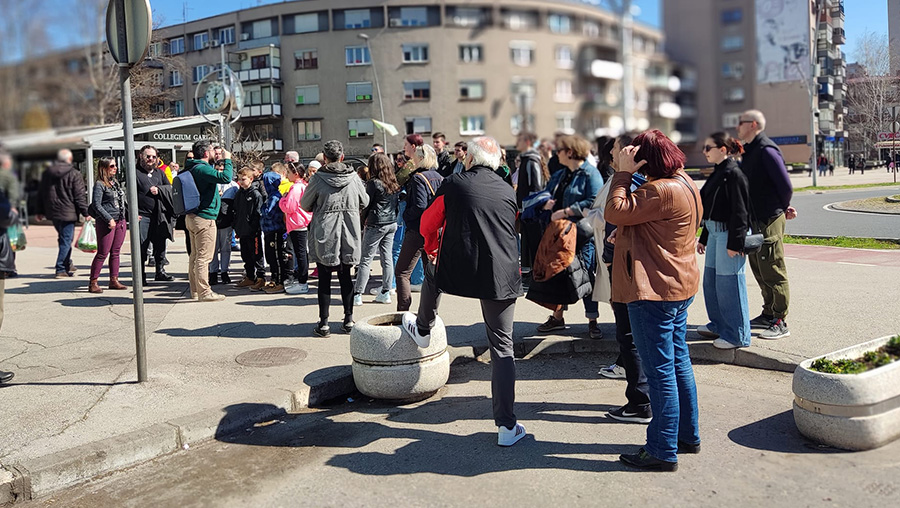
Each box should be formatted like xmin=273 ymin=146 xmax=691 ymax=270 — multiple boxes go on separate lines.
xmin=372 ymin=119 xmax=399 ymax=137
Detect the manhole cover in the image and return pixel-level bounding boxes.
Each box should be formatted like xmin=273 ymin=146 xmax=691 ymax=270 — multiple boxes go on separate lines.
xmin=235 ymin=347 xmax=307 ymax=367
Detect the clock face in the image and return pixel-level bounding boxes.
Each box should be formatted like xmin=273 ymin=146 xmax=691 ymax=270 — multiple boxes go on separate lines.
xmin=204 ymin=81 xmax=228 ymax=112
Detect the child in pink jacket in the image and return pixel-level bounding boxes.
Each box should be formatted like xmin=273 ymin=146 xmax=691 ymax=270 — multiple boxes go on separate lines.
xmin=279 ymin=162 xmax=313 ymax=294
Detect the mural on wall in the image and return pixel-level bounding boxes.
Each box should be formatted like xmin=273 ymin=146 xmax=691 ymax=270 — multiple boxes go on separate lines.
xmin=756 ymin=0 xmax=810 ymax=83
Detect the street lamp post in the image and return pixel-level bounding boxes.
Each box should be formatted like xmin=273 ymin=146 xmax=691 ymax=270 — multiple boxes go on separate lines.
xmin=359 ymin=33 xmax=387 ymax=147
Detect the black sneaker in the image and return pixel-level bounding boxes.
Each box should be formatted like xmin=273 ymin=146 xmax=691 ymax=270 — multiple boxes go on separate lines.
xmin=314 ymin=322 xmax=330 ymax=337
xmin=536 ymin=315 xmax=566 ymax=333
xmin=0 ymin=370 xmax=14 ymax=384
xmin=221 ymin=272 xmax=232 ymax=284
xmin=341 ymin=317 xmax=354 ymax=334
xmin=750 ymin=314 xmax=774 ymax=328
xmin=607 ymin=404 xmax=652 ymax=424
xmin=209 ymin=272 xmax=219 ymax=285
xmin=678 ymin=440 xmax=701 ymax=454
xmin=155 ymin=270 xmax=174 ymax=282
xmin=619 ymin=447 xmax=677 ymax=472
xmin=758 ymin=318 xmax=790 ymax=340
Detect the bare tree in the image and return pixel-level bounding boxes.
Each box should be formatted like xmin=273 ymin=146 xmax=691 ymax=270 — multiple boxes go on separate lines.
xmin=845 ymin=30 xmax=900 ymax=160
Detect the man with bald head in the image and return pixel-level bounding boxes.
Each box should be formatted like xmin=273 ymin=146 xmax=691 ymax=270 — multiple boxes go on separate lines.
xmin=36 ymin=149 xmax=91 ymax=277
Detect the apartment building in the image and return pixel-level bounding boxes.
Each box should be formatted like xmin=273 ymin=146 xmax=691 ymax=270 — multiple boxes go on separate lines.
xmin=665 ymin=0 xmax=846 ymax=167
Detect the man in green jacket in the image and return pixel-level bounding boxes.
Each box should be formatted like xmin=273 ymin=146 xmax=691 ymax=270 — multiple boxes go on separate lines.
xmin=185 ymin=139 xmax=234 ymax=301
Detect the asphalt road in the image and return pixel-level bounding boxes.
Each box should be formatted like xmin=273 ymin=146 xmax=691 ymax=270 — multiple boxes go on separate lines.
xmin=787 ymin=186 xmax=900 ymax=239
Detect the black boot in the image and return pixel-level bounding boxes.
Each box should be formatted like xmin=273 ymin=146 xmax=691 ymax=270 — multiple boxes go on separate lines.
xmin=0 ymin=370 xmax=14 ymax=384
xmin=221 ymin=272 xmax=232 ymax=284
xmin=210 ymin=272 xmax=219 ymax=285
xmin=155 ymin=268 xmax=174 ymax=282
xmin=341 ymin=314 xmax=355 ymax=334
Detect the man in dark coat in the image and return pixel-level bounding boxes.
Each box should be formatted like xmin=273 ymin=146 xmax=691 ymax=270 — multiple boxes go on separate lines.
xmin=0 ymin=188 xmax=17 ymax=383
xmin=35 ymin=149 xmax=90 ymax=277
xmin=401 ymin=136 xmax=526 ymax=447
xmin=433 ymin=132 xmax=454 ymax=178
xmin=135 ymin=145 xmax=175 ymax=284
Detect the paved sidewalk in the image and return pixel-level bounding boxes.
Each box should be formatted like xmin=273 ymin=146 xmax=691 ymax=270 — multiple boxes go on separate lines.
xmin=2 ymin=220 xmax=899 ymax=501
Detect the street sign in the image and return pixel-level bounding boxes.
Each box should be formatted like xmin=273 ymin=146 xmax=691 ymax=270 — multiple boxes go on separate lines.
xmin=106 ymin=0 xmax=152 ymax=66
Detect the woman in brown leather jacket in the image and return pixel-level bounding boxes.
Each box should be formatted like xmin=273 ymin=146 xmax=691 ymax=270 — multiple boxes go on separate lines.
xmin=605 ymin=129 xmax=702 ymax=472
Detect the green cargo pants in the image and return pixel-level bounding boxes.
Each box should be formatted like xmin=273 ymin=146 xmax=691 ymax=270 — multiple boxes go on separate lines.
xmin=748 ymin=213 xmax=790 ymax=319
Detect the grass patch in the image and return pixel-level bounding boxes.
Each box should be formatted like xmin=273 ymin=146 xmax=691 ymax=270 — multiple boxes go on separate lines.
xmin=784 ymin=235 xmax=900 ymax=249
xmin=794 ymin=182 xmax=900 ymax=193
xmin=811 ymin=336 xmax=900 ymax=374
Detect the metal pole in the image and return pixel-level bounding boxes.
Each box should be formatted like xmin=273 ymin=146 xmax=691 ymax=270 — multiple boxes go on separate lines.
xmin=808 ymin=1 xmax=821 ymax=187
xmin=620 ymin=0 xmax=634 ymax=134
xmin=363 ymin=36 xmax=387 ymax=147
xmin=893 ymin=107 xmax=898 ymax=183
xmin=85 ymin=146 xmax=94 ymax=204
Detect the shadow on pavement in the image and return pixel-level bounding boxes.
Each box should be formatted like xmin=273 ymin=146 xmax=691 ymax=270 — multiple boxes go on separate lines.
xmin=2 ymin=381 xmax=139 ymax=388
xmin=727 ymin=410 xmax=845 ymax=454
xmin=157 ymin=321 xmax=322 ymax=339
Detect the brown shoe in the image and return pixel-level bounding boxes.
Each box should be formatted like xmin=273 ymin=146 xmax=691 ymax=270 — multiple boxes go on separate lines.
xmin=237 ymin=276 xmax=256 ymax=288
xmin=264 ymin=283 xmax=285 ymax=294
xmin=109 ymin=277 xmax=127 ymax=290
xmin=250 ymin=278 xmax=266 ymax=291
xmin=88 ymin=279 xmax=103 ymax=294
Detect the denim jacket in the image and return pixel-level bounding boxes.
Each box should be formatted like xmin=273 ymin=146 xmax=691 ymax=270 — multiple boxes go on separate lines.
xmin=544 ymin=160 xmax=603 ymax=217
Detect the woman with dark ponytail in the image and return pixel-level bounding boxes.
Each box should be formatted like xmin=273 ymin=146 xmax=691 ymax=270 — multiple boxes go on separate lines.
xmin=696 ymin=132 xmax=752 ymax=349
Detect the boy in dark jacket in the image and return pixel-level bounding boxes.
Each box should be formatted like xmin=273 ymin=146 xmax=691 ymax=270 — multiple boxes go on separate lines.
xmin=233 ymin=167 xmax=265 ymax=290
xmin=210 ymin=178 xmax=239 ymax=284
xmin=260 ymin=164 xmax=292 ymax=293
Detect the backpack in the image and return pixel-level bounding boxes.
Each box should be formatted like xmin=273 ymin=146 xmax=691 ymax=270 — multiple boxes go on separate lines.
xmin=172 ymin=170 xmax=201 ymax=216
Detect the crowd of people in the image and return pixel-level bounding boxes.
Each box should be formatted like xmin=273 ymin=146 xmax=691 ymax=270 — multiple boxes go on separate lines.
xmin=4 ymin=108 xmax=801 ymax=471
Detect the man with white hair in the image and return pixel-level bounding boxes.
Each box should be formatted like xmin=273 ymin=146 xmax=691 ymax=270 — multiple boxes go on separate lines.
xmin=402 ymin=136 xmax=526 ymax=447
xmin=284 ymin=151 xmax=300 ymax=164
xmin=36 ymin=149 xmax=91 ymax=277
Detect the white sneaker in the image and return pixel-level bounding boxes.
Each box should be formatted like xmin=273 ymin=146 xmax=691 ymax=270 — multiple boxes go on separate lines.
xmin=697 ymin=324 xmax=720 ymax=339
xmin=370 ymin=287 xmax=397 ymax=296
xmin=401 ymin=312 xmax=431 ymax=348
xmin=713 ymin=338 xmax=745 ymax=349
xmin=498 ymin=422 xmax=527 ymax=447
xmin=374 ymin=290 xmax=392 ymax=304
xmin=353 ymin=294 xmax=363 ymax=306
xmin=598 ymin=364 xmax=627 ymax=379
xmin=286 ymin=282 xmax=309 ymax=295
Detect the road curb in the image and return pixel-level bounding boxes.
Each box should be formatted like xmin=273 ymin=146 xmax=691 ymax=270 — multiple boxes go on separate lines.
xmin=0 ymin=335 xmax=800 ymax=503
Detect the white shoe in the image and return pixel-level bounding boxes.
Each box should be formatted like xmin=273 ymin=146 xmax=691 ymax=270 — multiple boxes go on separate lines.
xmin=598 ymin=364 xmax=627 ymax=379
xmin=401 ymin=312 xmax=431 ymax=348
xmin=353 ymin=294 xmax=363 ymax=306
xmin=370 ymin=287 xmax=397 ymax=296
xmin=498 ymin=422 xmax=527 ymax=447
xmin=374 ymin=290 xmax=392 ymax=304
xmin=713 ymin=338 xmax=745 ymax=349
xmin=697 ymin=324 xmax=720 ymax=339
xmin=286 ymin=282 xmax=309 ymax=295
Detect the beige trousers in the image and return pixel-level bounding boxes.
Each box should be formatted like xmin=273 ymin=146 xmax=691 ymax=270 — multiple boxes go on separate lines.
xmin=185 ymin=214 xmax=217 ymax=297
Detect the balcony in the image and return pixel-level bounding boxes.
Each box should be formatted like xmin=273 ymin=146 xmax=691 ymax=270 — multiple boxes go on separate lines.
xmin=238 ymin=36 xmax=280 ymax=51
xmin=241 ymin=103 xmax=282 ymax=118
xmin=234 ymin=138 xmax=284 ymax=153
xmin=831 ymin=1 xmax=844 ymax=19
xmin=833 ymin=28 xmax=846 ymax=45
xmin=238 ymin=67 xmax=281 ymax=82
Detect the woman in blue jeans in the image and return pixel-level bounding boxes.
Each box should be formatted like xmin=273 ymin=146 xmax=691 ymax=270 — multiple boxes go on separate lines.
xmin=353 ymin=153 xmax=400 ymax=305
xmin=696 ymin=132 xmax=752 ymax=349
xmin=605 ymin=130 xmax=702 ymax=472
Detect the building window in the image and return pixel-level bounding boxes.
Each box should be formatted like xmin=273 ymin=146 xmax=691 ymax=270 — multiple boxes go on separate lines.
xmin=169 ymin=70 xmax=182 ymax=87
xmin=349 ymin=118 xmax=375 ymax=138
xmin=554 ymin=79 xmax=574 ymax=102
xmin=345 ymin=45 xmax=371 ymax=66
xmin=511 ymin=77 xmax=536 ymax=100
xmin=556 ymin=112 xmax=576 ymax=134
xmin=724 ymin=87 xmax=745 ymax=103
xmin=192 ymin=65 xmax=209 ymax=83
xmin=450 ymin=7 xmax=486 ymax=27
xmin=459 ymin=80 xmax=485 ymax=100
xmin=297 ymin=119 xmax=322 ymax=141
xmin=168 ymin=37 xmax=184 ymax=55
xmin=193 ymin=32 xmax=209 ymax=51
xmin=721 ymin=62 xmax=745 ymax=79
xmin=583 ymin=20 xmax=600 ymax=38
xmin=460 ymin=115 xmax=485 ymax=135
xmin=510 ymin=41 xmax=535 ymax=67
xmin=247 ymin=124 xmax=280 ymax=141
xmin=396 ymin=7 xmax=428 ymax=26
xmin=245 ymin=84 xmax=281 ymax=105
xmin=172 ymin=100 xmax=184 ymax=117
xmin=295 ymin=49 xmax=318 ymax=70
xmin=722 ymin=113 xmax=741 ymax=128
xmin=510 ymin=114 xmax=535 ymax=136
xmin=347 ymin=81 xmax=373 ymax=102
xmin=403 ymin=80 xmax=431 ymax=100
xmin=405 ymin=117 xmax=432 ymax=134
xmin=503 ymin=10 xmax=537 ymax=30
xmin=459 ymin=44 xmax=483 ymax=63
xmin=216 ymin=26 xmax=235 ymax=45
xmin=296 ymin=85 xmax=320 ymax=105
xmin=402 ymin=44 xmax=429 ymax=63
xmin=293 ymin=13 xmax=320 ymax=34
xmin=148 ymin=42 xmax=162 ymax=59
xmin=555 ymin=45 xmax=574 ymax=69
xmin=250 ymin=55 xmax=270 ymax=70
xmin=721 ymin=35 xmax=744 ymax=52
xmin=344 ymin=9 xmax=372 ymax=29
xmin=251 ymin=19 xmax=274 ymax=39
xmin=548 ymin=14 xmax=572 ymax=34
xmin=722 ymin=8 xmax=742 ymax=24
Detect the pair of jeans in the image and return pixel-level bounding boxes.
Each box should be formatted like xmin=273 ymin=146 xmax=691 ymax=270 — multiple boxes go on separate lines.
xmin=748 ymin=213 xmax=790 ymax=319
xmin=185 ymin=215 xmax=217 ymax=298
xmin=210 ymin=226 xmax=233 ymax=274
xmin=559 ymin=239 xmax=599 ymax=319
xmin=288 ymin=229 xmax=309 ymax=284
xmin=317 ymin=263 xmax=354 ymax=321
xmin=627 ymin=297 xmax=700 ymax=463
xmin=395 ymin=229 xmax=425 ymax=312
xmin=415 ymin=261 xmax=518 ymax=428
xmin=239 ymin=234 xmax=265 ymax=280
xmin=392 ymin=200 xmax=424 ymax=288
xmin=354 ymin=223 xmax=397 ymax=295
xmin=607 ymin=267 xmax=650 ymax=408
xmin=702 ymin=221 xmax=751 ymax=347
xmin=90 ymin=219 xmax=127 ymax=280
xmin=52 ymin=220 xmax=75 ymax=274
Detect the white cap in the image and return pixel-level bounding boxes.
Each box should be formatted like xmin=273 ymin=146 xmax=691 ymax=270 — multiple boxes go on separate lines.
xmin=307 ymin=160 xmax=322 ymax=170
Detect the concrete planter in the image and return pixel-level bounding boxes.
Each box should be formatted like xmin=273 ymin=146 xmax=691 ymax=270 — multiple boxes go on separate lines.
xmin=349 ymin=312 xmax=450 ymax=401
xmin=792 ymin=335 xmax=900 ymax=450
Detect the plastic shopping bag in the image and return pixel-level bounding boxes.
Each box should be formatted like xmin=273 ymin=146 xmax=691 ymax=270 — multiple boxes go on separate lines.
xmin=76 ymin=220 xmax=98 ymax=253
xmin=8 ymin=222 xmax=26 ymax=252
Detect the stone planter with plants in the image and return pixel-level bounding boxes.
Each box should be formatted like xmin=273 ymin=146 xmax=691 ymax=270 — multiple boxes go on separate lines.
xmin=792 ymin=335 xmax=900 ymax=450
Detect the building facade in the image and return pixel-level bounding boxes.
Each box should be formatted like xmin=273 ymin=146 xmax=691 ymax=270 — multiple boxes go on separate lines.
xmin=665 ymin=0 xmax=846 ymax=168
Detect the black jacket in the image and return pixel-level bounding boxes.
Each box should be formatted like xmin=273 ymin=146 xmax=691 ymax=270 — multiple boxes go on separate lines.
xmin=233 ymin=184 xmax=264 ymax=238
xmin=90 ymin=182 xmax=127 ymax=223
xmin=741 ymin=133 xmax=793 ymax=222
xmin=432 ymin=166 xmax=523 ymax=301
xmin=134 ymin=165 xmax=169 ymax=216
xmin=515 ymin=150 xmax=544 ymax=209
xmin=403 ymin=167 xmax=443 ymax=234
xmin=36 ymin=162 xmax=89 ymax=221
xmin=699 ymin=158 xmax=751 ymax=252
xmin=361 ymin=178 xmax=399 ymax=227
xmin=0 ymin=193 xmax=16 ymax=278
xmin=436 ymin=149 xmax=454 ymax=178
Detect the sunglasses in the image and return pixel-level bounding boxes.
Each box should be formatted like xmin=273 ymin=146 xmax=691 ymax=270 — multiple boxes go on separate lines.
xmin=738 ymin=120 xmax=754 ymax=125
xmin=145 ymin=154 xmax=158 ymax=159
xmin=702 ymin=145 xmax=718 ymax=152
xmin=108 ymin=164 xmax=117 ymax=168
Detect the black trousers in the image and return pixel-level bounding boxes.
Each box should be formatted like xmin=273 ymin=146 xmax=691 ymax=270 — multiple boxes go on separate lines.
xmin=264 ymin=230 xmax=291 ymax=284
xmin=288 ymin=230 xmax=309 ymax=284
xmin=608 ymin=265 xmax=650 ymax=408
xmin=317 ymin=263 xmax=354 ymax=321
xmin=239 ymin=234 xmax=265 ymax=279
